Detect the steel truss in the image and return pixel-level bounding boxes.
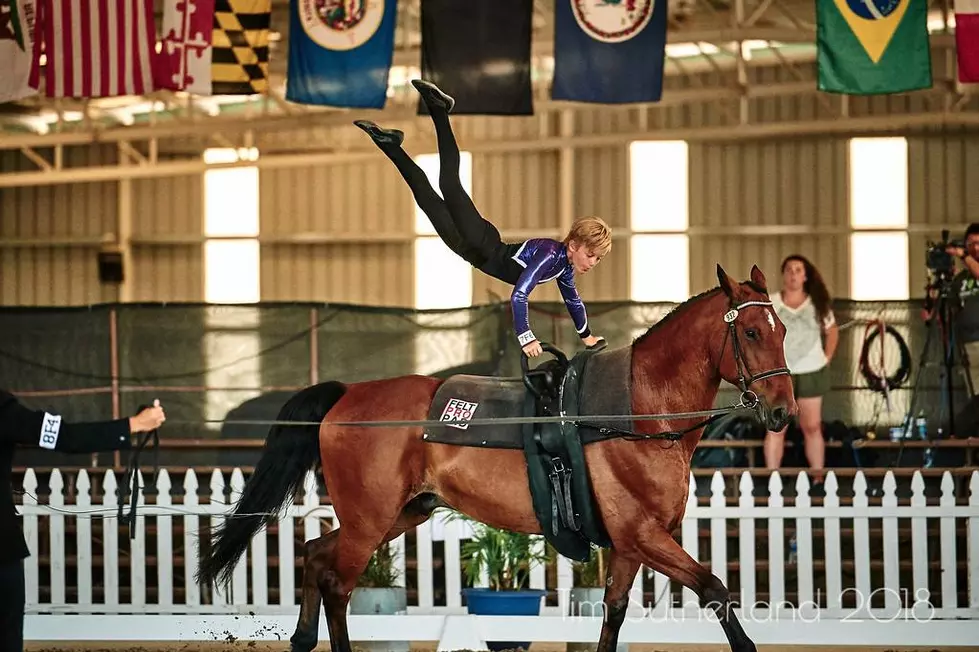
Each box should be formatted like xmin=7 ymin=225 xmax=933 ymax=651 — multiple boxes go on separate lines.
xmin=0 ymin=0 xmax=974 ymax=187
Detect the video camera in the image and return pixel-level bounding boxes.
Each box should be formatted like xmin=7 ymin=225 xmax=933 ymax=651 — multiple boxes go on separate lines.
xmin=926 ymin=228 xmax=964 ymax=286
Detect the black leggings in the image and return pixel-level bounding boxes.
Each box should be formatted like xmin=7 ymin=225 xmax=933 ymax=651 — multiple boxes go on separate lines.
xmin=0 ymin=558 xmax=25 ymax=652
xmin=377 ymin=109 xmax=523 ymax=285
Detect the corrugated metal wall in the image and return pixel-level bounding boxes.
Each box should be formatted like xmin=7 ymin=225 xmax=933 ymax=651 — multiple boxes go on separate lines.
xmin=131 ymin=154 xmax=204 ymax=302
xmin=1 ymin=55 xmax=977 ymax=307
xmin=258 ymin=158 xmax=413 ymax=305
xmin=0 ymin=145 xmax=119 ymax=306
xmin=688 ymin=137 xmax=849 ymax=296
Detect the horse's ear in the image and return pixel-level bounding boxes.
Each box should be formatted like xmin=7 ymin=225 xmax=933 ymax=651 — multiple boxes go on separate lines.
xmin=716 ymin=264 xmax=736 ymax=298
xmin=750 ymin=265 xmax=768 ymax=292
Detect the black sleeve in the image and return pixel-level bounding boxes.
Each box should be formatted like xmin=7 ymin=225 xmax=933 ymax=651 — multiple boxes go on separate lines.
xmin=0 ymin=390 xmax=132 ymax=454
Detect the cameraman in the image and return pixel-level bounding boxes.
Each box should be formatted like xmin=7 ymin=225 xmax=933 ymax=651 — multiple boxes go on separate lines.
xmin=926 ymin=222 xmax=979 ymax=395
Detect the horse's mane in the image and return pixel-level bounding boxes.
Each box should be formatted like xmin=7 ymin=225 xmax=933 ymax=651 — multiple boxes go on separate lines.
xmin=632 ymin=279 xmax=767 ymax=348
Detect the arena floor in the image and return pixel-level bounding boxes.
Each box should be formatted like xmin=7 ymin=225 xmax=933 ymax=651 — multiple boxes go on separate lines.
xmin=22 ymin=644 xmax=979 ymax=652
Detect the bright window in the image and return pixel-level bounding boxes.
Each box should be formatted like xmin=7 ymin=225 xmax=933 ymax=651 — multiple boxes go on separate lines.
xmin=630 ymin=234 xmax=690 ymax=301
xmin=850 ymin=232 xmax=909 ymax=300
xmin=204 ymin=240 xmax=261 ymax=304
xmin=630 ymin=141 xmax=688 ymax=232
xmin=849 ymin=138 xmax=908 ymax=229
xmin=413 ymin=152 xmax=473 ymax=308
xmin=204 ymin=147 xmax=260 ymax=304
xmin=413 ymin=152 xmax=473 ymax=236
xmin=630 ymin=141 xmax=689 ymax=302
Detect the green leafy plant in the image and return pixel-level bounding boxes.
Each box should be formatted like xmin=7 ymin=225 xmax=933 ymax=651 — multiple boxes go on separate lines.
xmin=572 ymin=546 xmax=608 ymax=588
xmin=447 ymin=511 xmax=552 ymax=591
xmin=356 ymin=541 xmax=402 ymax=588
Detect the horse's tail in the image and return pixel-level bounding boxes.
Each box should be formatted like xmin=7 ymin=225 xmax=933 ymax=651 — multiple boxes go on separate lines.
xmin=196 ymin=380 xmax=347 ymax=589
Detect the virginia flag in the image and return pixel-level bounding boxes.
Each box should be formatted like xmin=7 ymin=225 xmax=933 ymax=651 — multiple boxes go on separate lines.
xmin=816 ymin=0 xmax=932 ymax=94
xmin=551 ymin=0 xmax=668 ymax=104
xmin=955 ymin=0 xmax=979 ymax=83
xmin=417 ymin=0 xmax=533 ymax=115
xmin=286 ymin=0 xmax=397 ymax=108
xmin=0 ymin=0 xmax=38 ymax=103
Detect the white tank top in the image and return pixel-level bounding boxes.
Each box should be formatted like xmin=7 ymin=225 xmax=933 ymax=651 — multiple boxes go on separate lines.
xmin=771 ymin=291 xmax=835 ymax=374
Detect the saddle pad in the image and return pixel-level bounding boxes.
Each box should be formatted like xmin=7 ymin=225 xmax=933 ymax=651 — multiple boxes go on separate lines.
xmin=421 ymin=374 xmax=526 ymax=449
xmin=577 ymin=345 xmax=635 ymax=439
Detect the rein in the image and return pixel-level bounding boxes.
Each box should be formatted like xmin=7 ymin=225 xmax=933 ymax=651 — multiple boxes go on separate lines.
xmin=118 ymin=405 xmax=161 ymax=540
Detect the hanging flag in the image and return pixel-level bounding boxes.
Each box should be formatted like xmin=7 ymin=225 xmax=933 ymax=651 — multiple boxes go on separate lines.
xmin=286 ymin=0 xmax=398 ymax=108
xmin=211 ymin=0 xmax=270 ymax=95
xmin=816 ymin=0 xmax=932 ymax=95
xmin=28 ymin=0 xmax=169 ymax=98
xmin=160 ymin=0 xmax=216 ymax=94
xmin=416 ymin=0 xmax=533 ymax=115
xmin=956 ymin=0 xmax=979 ymax=83
xmin=0 ymin=0 xmax=38 ymax=103
xmin=551 ymin=0 xmax=668 ymax=104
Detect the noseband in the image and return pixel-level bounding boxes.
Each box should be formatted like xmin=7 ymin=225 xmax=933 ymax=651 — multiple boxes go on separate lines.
xmin=719 ymin=299 xmax=791 ymax=410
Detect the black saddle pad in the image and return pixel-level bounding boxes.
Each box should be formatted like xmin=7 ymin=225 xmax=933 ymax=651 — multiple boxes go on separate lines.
xmin=421 ymin=374 xmax=527 ymax=448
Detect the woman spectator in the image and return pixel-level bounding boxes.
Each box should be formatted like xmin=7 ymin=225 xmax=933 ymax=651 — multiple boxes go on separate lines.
xmin=765 ymin=255 xmax=839 ymax=493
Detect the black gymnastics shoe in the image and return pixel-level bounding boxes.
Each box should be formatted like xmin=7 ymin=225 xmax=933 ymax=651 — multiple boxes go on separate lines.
xmin=411 ymin=79 xmax=455 ymax=113
xmin=352 ymin=120 xmax=404 ymax=147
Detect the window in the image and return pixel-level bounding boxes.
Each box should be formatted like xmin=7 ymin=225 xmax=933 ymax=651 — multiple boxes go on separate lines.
xmin=203 ymin=148 xmax=262 ymax=432
xmin=413 ymin=152 xmax=475 ymax=374
xmin=629 ymin=141 xmax=689 ymax=301
xmin=413 ymin=152 xmax=473 ymax=308
xmin=850 ymin=232 xmax=909 ymax=300
xmin=204 ymin=147 xmax=260 ymax=304
xmin=848 ymin=138 xmax=910 ymax=300
xmin=849 ymin=138 xmax=908 ymax=229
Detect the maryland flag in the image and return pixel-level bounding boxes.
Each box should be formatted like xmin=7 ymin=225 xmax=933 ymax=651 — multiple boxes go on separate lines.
xmin=211 ymin=0 xmax=270 ymax=95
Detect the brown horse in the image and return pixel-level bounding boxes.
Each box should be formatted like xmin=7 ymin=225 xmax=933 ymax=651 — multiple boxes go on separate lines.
xmin=197 ymin=264 xmax=796 ymax=652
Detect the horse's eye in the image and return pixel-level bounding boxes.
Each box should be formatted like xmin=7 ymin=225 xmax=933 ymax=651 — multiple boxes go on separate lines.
xmin=745 ymin=328 xmax=759 ymax=341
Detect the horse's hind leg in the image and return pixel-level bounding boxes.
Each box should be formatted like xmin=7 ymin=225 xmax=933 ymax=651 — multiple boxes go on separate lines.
xmin=635 ymin=528 xmax=755 ymax=652
xmin=292 ymin=494 xmax=441 ymax=652
xmin=596 ymin=550 xmax=640 ymax=652
xmin=290 ymin=530 xmax=337 ymax=652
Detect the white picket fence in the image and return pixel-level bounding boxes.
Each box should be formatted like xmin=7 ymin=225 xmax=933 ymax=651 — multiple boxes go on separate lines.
xmin=19 ymin=466 xmax=979 ymax=647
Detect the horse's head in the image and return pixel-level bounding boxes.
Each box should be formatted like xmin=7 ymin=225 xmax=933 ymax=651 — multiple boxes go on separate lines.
xmin=714 ymin=263 xmax=797 ymax=432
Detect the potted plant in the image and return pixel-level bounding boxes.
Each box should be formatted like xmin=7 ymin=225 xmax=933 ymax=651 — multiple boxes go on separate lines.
xmin=451 ymin=513 xmax=551 ymax=651
xmin=349 ymin=541 xmax=408 ymax=652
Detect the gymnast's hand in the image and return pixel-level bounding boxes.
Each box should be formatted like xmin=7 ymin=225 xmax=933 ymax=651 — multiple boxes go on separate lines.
xmin=522 ymin=340 xmax=543 ymax=358
xmin=582 ymin=335 xmax=606 ymax=350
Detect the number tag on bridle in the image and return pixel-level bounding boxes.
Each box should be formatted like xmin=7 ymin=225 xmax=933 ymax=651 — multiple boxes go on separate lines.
xmin=723 ymin=309 xmax=739 ymax=323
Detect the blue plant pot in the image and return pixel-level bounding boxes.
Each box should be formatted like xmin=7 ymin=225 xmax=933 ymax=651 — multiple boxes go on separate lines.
xmin=462 ymin=587 xmax=547 ymax=651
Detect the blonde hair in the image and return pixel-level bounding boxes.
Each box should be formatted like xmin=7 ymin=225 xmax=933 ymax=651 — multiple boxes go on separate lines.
xmin=563 ymin=216 xmax=612 ymax=256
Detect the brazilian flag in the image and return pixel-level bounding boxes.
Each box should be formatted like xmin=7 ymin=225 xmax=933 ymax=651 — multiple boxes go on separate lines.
xmin=816 ymin=0 xmax=932 ymax=95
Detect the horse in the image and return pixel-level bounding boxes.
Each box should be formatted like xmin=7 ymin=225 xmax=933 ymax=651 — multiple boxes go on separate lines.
xmin=196 ymin=264 xmax=797 ymax=652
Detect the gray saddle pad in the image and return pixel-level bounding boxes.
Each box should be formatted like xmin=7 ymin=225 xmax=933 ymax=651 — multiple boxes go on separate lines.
xmin=421 ymin=374 xmax=527 ymax=448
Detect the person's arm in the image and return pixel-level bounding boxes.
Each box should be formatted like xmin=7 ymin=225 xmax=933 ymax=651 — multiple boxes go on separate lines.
xmin=556 ymin=268 xmax=592 ymax=340
xmin=511 ymin=249 xmax=557 ymax=347
xmin=823 ymin=311 xmax=839 ymax=363
xmin=0 ymin=392 xmax=163 ymax=453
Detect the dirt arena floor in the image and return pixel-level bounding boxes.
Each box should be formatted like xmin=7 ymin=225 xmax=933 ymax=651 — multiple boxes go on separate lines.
xmin=23 ymin=644 xmax=979 ymax=652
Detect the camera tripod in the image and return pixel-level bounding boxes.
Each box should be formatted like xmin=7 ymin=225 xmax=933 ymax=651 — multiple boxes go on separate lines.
xmin=902 ymin=281 xmax=970 ymax=442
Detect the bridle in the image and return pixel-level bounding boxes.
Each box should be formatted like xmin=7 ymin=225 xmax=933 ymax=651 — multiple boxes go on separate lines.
xmin=719 ymin=298 xmax=792 ymax=411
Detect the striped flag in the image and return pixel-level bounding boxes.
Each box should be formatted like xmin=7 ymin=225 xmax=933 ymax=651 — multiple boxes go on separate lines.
xmin=28 ymin=0 xmax=169 ymax=97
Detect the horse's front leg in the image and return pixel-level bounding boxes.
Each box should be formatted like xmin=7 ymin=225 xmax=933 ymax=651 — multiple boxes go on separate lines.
xmin=596 ymin=550 xmax=640 ymax=652
xmin=633 ymin=527 xmax=755 ymax=652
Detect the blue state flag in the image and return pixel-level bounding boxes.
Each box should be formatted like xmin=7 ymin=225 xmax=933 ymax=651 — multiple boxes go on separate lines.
xmin=286 ymin=0 xmax=398 ymax=108
xmin=551 ymin=0 xmax=669 ymax=104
